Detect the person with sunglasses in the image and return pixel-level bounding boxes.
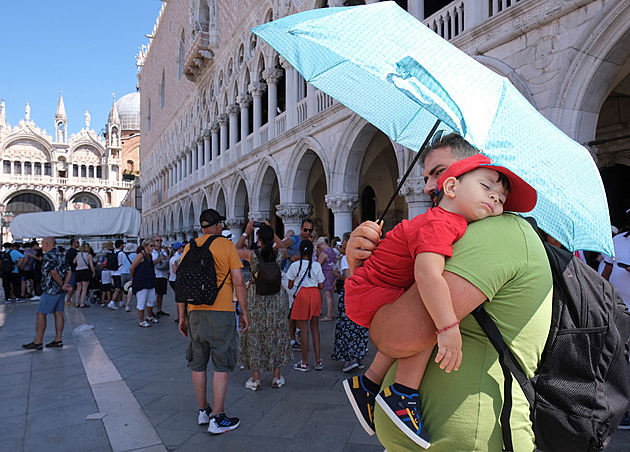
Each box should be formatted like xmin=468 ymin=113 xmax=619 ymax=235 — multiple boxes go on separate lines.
xmin=344 ymin=133 xmax=552 ymax=452
xmin=280 ymin=219 xmax=316 ymax=348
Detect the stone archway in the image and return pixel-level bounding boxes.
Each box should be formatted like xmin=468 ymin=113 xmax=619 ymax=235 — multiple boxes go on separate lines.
xmin=6 ymin=191 xmax=54 ymax=215
xmin=69 ymin=192 xmax=102 ymax=210
xmin=258 ymin=166 xmax=281 ymax=235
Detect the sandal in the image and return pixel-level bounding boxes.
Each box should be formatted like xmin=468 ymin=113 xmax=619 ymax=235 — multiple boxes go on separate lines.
xmin=46 ymin=340 xmax=63 ymax=348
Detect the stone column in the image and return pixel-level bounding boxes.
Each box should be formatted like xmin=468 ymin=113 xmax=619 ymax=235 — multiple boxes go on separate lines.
xmin=211 ymin=121 xmax=220 ymax=162
xmin=399 ymin=177 xmax=432 ymax=218
xmin=325 ymin=194 xmax=359 ymax=239
xmin=197 ymin=136 xmax=204 ymax=170
xmin=224 ymin=217 xmax=245 ymax=243
xmin=218 ymin=113 xmax=228 ymax=156
xmin=306 ymin=82 xmax=317 ymax=118
xmin=203 ymin=130 xmax=211 ymax=164
xmin=186 ymin=147 xmax=193 ymax=177
xmin=237 ymin=93 xmax=252 ymax=149
xmin=192 ymin=143 xmax=198 ymax=172
xmin=264 ymin=68 xmax=283 ymax=139
xmin=248 ymin=81 xmax=266 ymax=149
xmin=275 ymin=203 xmax=311 ymax=237
xmin=227 ymin=104 xmax=240 ymax=152
xmin=280 ymin=57 xmax=295 ymax=129
xmin=407 ymin=0 xmax=425 ymax=20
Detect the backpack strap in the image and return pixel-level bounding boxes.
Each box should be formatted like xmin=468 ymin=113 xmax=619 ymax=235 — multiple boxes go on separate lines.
xmin=473 ymin=305 xmax=537 ymax=452
xmin=202 ymin=235 xmax=231 ymax=291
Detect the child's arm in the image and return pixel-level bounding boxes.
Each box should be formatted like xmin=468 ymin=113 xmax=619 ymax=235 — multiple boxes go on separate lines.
xmin=414 ymin=252 xmax=463 ymax=373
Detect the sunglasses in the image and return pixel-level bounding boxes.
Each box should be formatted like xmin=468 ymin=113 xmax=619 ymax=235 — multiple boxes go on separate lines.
xmin=430 ymin=129 xmax=449 ymax=147
xmin=155 ymin=239 xmax=162 ymax=242
xmin=303 ymin=228 xmax=313 ymax=233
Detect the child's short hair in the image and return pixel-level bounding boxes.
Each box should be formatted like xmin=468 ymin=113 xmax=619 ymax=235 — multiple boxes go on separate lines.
xmin=435 ymin=169 xmax=511 ymax=206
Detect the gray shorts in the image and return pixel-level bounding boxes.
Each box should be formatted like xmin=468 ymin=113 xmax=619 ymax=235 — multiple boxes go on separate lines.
xmin=186 ymin=310 xmax=237 ymax=373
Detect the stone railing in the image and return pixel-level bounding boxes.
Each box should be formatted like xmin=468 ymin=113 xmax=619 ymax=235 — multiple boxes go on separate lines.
xmin=296 ymin=98 xmax=308 ymax=124
xmin=275 ymin=111 xmax=286 ymax=136
xmin=0 ymin=174 xmax=133 ymax=189
xmin=183 ymin=31 xmax=213 ymax=81
xmin=424 ymin=0 xmax=525 ymax=40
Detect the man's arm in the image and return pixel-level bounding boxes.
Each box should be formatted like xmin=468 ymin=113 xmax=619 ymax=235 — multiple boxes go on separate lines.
xmin=369 ymin=271 xmax=486 ymax=359
xmin=232 ymin=268 xmax=248 ymax=333
xmin=346 ymin=221 xmax=382 ymax=274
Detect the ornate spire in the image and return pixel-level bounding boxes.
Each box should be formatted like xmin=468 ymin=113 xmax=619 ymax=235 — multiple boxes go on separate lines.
xmin=55 ymin=91 xmax=67 ymax=120
xmin=108 ymin=93 xmax=120 ymax=125
xmin=0 ymin=99 xmax=5 ymax=128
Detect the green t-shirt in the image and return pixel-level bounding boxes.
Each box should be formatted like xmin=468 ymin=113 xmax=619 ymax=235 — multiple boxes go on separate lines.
xmin=374 ymin=214 xmax=553 ymax=452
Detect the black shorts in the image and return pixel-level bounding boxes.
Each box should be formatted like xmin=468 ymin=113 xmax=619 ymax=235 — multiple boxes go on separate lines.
xmin=102 ymin=283 xmax=112 ymax=292
xmin=155 ymin=277 xmax=168 ymax=295
xmin=19 ymin=269 xmax=34 ymax=280
xmin=76 ymin=269 xmax=93 ymax=282
xmin=112 ymin=275 xmax=122 ymax=289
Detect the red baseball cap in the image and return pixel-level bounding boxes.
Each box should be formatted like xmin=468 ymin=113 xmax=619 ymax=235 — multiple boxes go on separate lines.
xmin=436 ymin=154 xmax=537 ymax=213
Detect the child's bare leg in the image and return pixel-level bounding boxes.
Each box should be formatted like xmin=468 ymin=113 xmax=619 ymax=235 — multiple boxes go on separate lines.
xmin=297 ymin=319 xmax=309 ymax=363
xmin=394 ymin=348 xmax=431 ymax=391
xmin=364 ymin=351 xmax=396 ymax=386
xmin=310 ymin=316 xmax=321 ymax=362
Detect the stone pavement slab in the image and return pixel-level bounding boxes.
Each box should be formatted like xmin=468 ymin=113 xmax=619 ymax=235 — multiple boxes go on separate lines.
xmin=1 ymin=293 xmax=629 ymax=451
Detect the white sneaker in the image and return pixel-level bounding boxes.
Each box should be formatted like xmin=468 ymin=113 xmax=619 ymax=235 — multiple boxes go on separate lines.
xmin=272 ymin=376 xmax=285 ymax=388
xmin=138 ymin=321 xmax=151 ymax=328
xmin=198 ymin=406 xmax=212 ymax=425
xmin=146 ymin=316 xmax=159 ymax=323
xmin=125 ymin=306 xmax=131 ymax=312
xmin=245 ymin=377 xmax=261 ymax=391
xmin=107 ymin=301 xmax=119 ymax=310
xmin=30 ymin=295 xmax=41 ymax=301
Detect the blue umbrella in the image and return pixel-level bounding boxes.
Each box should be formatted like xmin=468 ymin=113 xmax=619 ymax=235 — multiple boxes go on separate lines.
xmin=252 ymin=2 xmax=613 ymax=255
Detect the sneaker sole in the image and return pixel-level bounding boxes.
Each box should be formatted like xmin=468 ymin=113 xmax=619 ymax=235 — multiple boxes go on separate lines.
xmin=208 ymin=421 xmax=240 ymax=434
xmin=343 ymin=363 xmax=359 ymax=372
xmin=375 ymin=394 xmax=430 ymax=449
xmin=618 ymin=424 xmax=630 ymax=430
xmin=343 ymin=379 xmax=375 ymax=436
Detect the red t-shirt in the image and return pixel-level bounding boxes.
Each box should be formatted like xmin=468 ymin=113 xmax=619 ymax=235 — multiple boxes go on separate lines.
xmin=349 ymin=206 xmax=468 ymax=291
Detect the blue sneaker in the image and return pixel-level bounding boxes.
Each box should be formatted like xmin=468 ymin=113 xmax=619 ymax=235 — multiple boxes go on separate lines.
xmin=376 ymin=385 xmax=430 ymax=449
xmin=208 ymin=413 xmax=240 ymax=434
xmin=619 ymin=411 xmax=630 ymax=430
xmin=343 ymin=376 xmax=376 ymax=436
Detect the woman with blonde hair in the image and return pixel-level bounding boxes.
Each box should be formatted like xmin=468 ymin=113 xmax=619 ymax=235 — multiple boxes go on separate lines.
xmin=129 ymin=238 xmax=158 ymax=327
xmin=73 ymin=242 xmax=95 ymax=308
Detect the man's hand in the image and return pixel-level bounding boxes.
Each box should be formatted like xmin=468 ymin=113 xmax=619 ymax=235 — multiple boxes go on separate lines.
xmin=178 ymin=317 xmax=188 ymax=337
xmin=347 ymin=220 xmax=382 ymax=274
xmin=61 ymin=283 xmax=72 ymax=292
xmin=239 ymin=312 xmax=249 ymax=333
xmin=435 ymin=325 xmax=463 ymax=373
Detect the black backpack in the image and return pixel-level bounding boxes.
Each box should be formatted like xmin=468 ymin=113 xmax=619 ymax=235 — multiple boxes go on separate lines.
xmin=105 ymin=251 xmax=120 ymax=271
xmin=1 ymin=251 xmax=14 ymax=273
xmin=175 ymin=235 xmax=230 ymax=305
xmin=473 ymin=217 xmax=630 ymax=452
xmin=253 ymin=248 xmax=281 ymax=295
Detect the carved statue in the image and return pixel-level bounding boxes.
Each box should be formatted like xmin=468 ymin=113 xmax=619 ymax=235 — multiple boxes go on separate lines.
xmin=85 ymin=110 xmax=91 ymax=128
xmin=25 ymin=102 xmax=30 ymax=121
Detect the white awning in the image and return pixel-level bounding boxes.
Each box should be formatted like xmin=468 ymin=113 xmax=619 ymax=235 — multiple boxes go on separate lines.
xmin=9 ymin=207 xmax=141 ymax=239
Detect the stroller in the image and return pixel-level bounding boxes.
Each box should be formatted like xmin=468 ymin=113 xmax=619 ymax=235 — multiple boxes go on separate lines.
xmin=88 ymin=267 xmax=102 ymax=304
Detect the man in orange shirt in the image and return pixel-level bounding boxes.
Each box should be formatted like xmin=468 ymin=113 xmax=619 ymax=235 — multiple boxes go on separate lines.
xmin=178 ymin=208 xmax=249 ymax=435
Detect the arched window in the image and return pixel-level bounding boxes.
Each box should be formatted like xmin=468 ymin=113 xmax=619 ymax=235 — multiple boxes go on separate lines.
xmin=177 ymin=30 xmax=186 ymax=81
xmin=127 ymin=160 xmax=135 ymax=171
xmin=3 ymin=160 xmax=11 ymax=174
xmin=96 ymin=166 xmax=103 ymax=178
xmin=159 ymin=70 xmax=166 ymax=110
xmin=88 ymin=165 xmax=94 ymax=178
xmin=73 ymin=164 xmax=78 ymax=177
xmin=146 ymin=99 xmax=151 ymax=131
xmin=44 ymin=163 xmax=51 ymax=176
xmin=7 ymin=192 xmax=53 ymax=214
xmin=81 ymin=165 xmax=87 ymax=178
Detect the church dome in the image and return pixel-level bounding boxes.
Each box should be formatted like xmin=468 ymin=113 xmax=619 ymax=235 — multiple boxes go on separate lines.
xmin=116 ymin=92 xmax=140 ymax=131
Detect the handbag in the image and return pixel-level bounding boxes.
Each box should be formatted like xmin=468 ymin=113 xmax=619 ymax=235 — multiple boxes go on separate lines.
xmin=155 ymin=251 xmax=169 ymax=271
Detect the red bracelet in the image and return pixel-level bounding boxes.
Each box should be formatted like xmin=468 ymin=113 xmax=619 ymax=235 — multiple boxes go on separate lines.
xmin=436 ymin=320 xmax=460 ymax=335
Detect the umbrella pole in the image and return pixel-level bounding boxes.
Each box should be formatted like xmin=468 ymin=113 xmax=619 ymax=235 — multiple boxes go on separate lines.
xmin=377 ymin=119 xmax=441 ymax=224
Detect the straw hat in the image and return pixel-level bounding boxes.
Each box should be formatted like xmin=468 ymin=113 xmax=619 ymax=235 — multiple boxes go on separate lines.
xmin=123 ymin=280 xmax=133 ymax=292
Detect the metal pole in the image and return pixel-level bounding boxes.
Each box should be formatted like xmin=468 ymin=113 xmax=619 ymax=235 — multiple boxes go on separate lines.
xmin=377 ymin=119 xmax=441 ymax=224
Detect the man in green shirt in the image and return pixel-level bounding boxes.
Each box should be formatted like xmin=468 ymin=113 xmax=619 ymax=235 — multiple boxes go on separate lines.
xmin=347 ymin=133 xmax=552 ymax=451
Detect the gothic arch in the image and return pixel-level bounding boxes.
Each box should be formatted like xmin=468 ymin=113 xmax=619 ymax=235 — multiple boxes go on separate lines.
xmin=232 ymin=177 xmax=249 ymax=220
xmin=1 ymin=134 xmax=54 ymax=159
xmin=254 ymin=161 xmax=281 ymax=215
xmin=285 ymin=137 xmax=329 ymax=204
xmin=555 ymin=1 xmax=630 ymax=144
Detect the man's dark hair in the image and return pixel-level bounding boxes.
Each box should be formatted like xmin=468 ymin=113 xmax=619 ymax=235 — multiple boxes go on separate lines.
xmin=301 ymin=218 xmax=314 ymax=228
xmin=115 ymin=239 xmax=124 ymax=248
xmin=420 ymin=132 xmax=478 ymax=166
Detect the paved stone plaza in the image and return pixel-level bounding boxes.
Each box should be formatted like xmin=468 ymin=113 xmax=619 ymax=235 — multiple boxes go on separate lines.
xmin=1 ymin=293 xmax=629 ymax=452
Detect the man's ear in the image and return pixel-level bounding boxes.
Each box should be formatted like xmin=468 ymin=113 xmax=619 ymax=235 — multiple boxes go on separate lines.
xmin=442 ymin=177 xmax=458 ymax=198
